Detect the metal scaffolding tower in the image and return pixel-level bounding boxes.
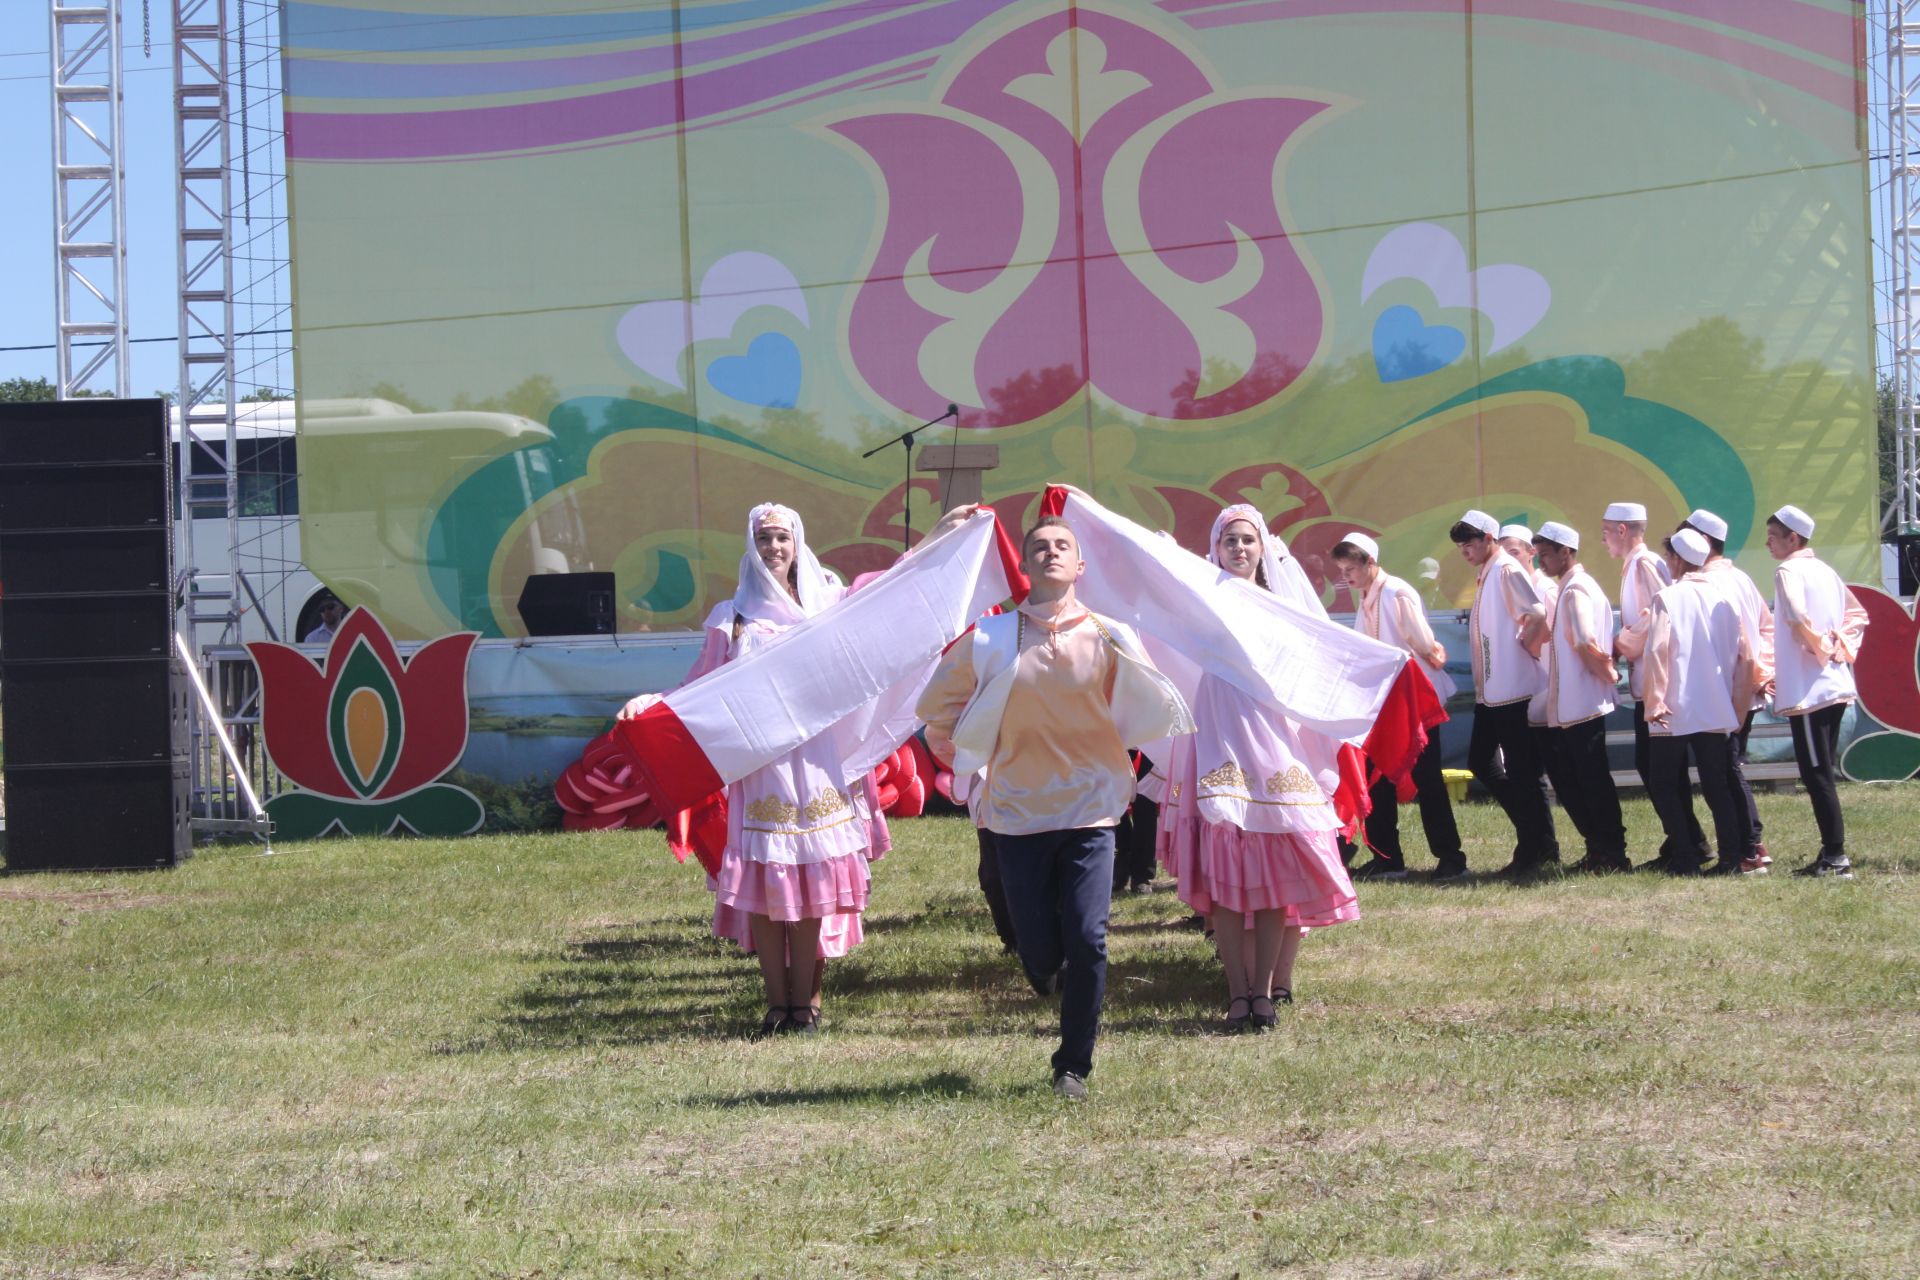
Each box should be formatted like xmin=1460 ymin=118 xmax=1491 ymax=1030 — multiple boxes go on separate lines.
xmin=48 ymin=0 xmax=129 ymax=399
xmin=174 ymin=0 xmax=241 ymax=638
xmin=1879 ymin=0 xmax=1920 ymax=536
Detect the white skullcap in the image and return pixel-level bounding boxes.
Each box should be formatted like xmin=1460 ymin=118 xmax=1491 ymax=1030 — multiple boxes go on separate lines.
xmin=1499 ymin=523 xmax=1533 ymax=544
xmin=1603 ymin=501 xmax=1647 ymax=522
xmin=1670 ymin=527 xmax=1711 ymax=566
xmin=1685 ymin=509 xmax=1728 ymax=541
xmin=1535 ymin=521 xmax=1579 ymax=550
xmin=1415 ymin=557 xmax=1440 ymax=581
xmin=1335 ymin=531 xmax=1379 ymax=561
xmin=1458 ymin=509 xmax=1499 ymax=537
xmin=1773 ymin=504 xmax=1815 ymax=539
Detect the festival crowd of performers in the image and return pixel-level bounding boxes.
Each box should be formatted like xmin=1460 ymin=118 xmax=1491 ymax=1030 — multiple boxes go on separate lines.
xmin=611 ymin=489 xmax=1867 ymax=1100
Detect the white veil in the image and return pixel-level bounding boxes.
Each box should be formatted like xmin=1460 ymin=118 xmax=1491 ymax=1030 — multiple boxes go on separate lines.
xmin=731 ymin=502 xmax=841 ymax=627
xmin=1207 ymin=503 xmax=1326 ymax=620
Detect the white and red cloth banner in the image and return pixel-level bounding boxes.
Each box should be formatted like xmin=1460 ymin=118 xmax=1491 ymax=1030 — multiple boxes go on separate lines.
xmin=615 ymin=492 xmax=1441 ymax=819
xmin=1042 ymin=486 xmax=1414 ymax=741
xmin=615 ymin=511 xmax=1022 ymax=814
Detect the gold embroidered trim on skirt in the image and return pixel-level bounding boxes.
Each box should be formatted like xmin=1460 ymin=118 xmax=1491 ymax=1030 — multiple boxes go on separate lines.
xmin=1264 ymin=765 xmax=1321 ymax=799
xmin=1198 ymin=760 xmax=1327 ymax=806
xmin=802 ymin=787 xmax=849 ymax=823
xmin=745 ymin=795 xmax=799 ymax=825
xmin=742 ymin=789 xmax=860 ymax=836
xmin=1198 ymin=761 xmax=1248 ymax=791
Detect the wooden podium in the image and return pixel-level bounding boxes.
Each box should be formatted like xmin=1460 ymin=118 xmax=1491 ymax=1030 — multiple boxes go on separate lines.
xmin=914 ymin=443 xmax=1000 ymax=508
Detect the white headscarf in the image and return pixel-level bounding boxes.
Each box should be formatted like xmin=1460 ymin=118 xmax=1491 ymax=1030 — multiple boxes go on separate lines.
xmin=1207 ymin=504 xmax=1326 ymax=619
xmin=731 ymin=502 xmax=841 ymax=627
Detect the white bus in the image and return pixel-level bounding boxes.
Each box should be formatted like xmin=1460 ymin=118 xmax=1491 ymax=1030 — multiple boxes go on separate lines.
xmin=174 ymin=397 xmax=552 ymax=645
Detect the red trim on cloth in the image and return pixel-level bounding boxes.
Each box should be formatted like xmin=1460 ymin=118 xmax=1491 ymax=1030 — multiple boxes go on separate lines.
xmin=989 ymin=505 xmax=1032 ymax=604
xmin=1332 ymin=742 xmax=1372 ymax=841
xmin=1360 ymin=660 xmax=1448 ymax=802
xmin=1040 ymin=485 xmax=1068 ymax=517
xmin=612 ymin=699 xmax=725 ymax=816
xmin=666 ymin=792 xmax=729 ymax=877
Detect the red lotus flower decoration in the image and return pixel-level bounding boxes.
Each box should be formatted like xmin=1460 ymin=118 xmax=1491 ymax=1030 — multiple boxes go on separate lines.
xmin=248 ymin=607 xmax=484 ymax=836
xmin=1839 ymin=585 xmax=1920 ymax=782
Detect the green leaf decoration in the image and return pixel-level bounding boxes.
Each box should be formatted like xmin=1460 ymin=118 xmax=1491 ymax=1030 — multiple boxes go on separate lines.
xmin=327 ymin=637 xmax=406 ymax=798
xmin=1838 ymin=730 xmax=1920 ymax=784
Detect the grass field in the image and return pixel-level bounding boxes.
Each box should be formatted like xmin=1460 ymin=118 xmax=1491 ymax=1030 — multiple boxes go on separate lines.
xmin=2 ymin=785 xmax=1917 ymax=1279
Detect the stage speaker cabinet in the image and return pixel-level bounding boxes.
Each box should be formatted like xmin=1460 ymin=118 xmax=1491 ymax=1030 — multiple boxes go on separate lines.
xmin=0 ymin=397 xmax=189 ymax=872
xmin=516 ymin=571 xmax=616 ymax=637
xmin=1898 ymin=533 xmax=1920 ymax=597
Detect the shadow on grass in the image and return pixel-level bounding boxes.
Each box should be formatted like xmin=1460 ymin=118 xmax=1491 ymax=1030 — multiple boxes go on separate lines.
xmin=684 ymin=1070 xmax=987 ymax=1109
xmin=441 ymin=917 xmax=763 ymax=1051
xmin=448 ymin=897 xmax=1240 ymax=1053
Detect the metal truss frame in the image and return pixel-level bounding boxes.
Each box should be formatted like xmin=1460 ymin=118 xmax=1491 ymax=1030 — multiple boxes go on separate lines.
xmin=48 ymin=0 xmax=129 ymax=399
xmin=1878 ymin=0 xmax=1920 ymax=536
xmin=174 ymin=0 xmax=240 ymax=635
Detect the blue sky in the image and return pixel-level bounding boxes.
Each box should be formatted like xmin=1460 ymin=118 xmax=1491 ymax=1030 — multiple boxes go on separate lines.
xmin=2 ymin=4 xmax=190 ymax=397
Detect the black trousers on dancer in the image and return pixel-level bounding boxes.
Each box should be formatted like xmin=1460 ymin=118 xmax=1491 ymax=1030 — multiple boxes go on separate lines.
xmin=1633 ymin=700 xmax=1706 ymax=858
xmin=1646 ymin=732 xmax=1751 ymax=871
xmin=994 ymin=827 xmax=1115 ymax=1081
xmin=1550 ymin=716 xmax=1627 ymax=865
xmin=1729 ymin=709 xmax=1763 ymax=857
xmin=1363 ymin=727 xmax=1462 ymax=869
xmin=1467 ymin=700 xmax=1559 ymax=867
xmin=1533 ymin=721 xmax=1580 ymax=843
xmin=976 ymin=827 xmax=1019 ymax=952
xmin=1787 ymin=703 xmax=1849 ymax=860
xmin=1112 ymin=794 xmax=1160 ymax=891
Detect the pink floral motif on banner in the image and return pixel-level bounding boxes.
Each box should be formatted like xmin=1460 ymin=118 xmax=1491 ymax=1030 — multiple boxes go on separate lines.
xmin=828 ymin=9 xmax=1326 ymax=425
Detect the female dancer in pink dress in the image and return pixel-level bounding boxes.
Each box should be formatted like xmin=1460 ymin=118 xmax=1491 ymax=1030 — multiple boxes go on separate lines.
xmin=1157 ymin=505 xmax=1360 ymax=1031
xmin=643 ymin=503 xmax=890 ymax=1036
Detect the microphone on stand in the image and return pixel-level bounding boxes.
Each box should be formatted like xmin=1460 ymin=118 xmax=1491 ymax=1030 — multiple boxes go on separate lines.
xmin=863 ymin=403 xmax=962 ymax=552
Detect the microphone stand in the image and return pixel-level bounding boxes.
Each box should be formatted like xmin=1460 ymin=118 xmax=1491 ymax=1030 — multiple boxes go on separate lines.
xmin=862 ymin=404 xmax=959 ymax=552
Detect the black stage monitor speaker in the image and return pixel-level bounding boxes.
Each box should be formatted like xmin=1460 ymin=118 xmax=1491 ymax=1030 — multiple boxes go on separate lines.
xmin=1898 ymin=533 xmax=1920 ymax=597
xmin=0 ymin=397 xmax=189 ymax=873
xmin=517 ymin=571 xmax=616 ymax=636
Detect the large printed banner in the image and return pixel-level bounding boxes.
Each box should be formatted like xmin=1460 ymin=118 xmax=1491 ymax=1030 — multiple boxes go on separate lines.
xmin=282 ymin=0 xmax=1876 ymax=639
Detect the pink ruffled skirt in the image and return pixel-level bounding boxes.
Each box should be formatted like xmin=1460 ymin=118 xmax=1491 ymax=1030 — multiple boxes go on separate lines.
xmin=710 ymin=849 xmax=873 ymax=958
xmin=1174 ymin=821 xmax=1358 ymax=929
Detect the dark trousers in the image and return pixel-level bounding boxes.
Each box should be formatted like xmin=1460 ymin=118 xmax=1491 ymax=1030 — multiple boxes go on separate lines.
xmin=1730 ymin=710 xmax=1763 ymax=854
xmin=1633 ymin=700 xmax=1705 ymax=856
xmin=1363 ymin=727 xmax=1461 ymax=865
xmin=1647 ymin=732 xmax=1751 ymax=866
xmin=1533 ymin=721 xmax=1579 ymax=839
xmin=1788 ymin=703 xmax=1848 ymax=858
xmin=1550 ymin=717 xmax=1626 ymax=861
xmin=1113 ymin=795 xmax=1160 ymax=890
xmin=993 ymin=826 xmax=1115 ymax=1080
xmin=976 ymin=827 xmax=1020 ymax=952
xmin=1468 ymin=700 xmax=1559 ymax=863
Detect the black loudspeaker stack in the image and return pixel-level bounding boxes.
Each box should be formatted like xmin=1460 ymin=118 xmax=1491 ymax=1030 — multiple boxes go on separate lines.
xmin=0 ymin=398 xmax=191 ymax=872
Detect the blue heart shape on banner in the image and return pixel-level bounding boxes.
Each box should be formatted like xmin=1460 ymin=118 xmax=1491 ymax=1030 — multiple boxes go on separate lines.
xmin=706 ymin=333 xmax=802 ymax=408
xmin=1372 ymin=305 xmax=1467 ymax=382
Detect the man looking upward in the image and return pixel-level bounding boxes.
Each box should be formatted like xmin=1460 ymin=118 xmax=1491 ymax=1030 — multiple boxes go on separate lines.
xmin=917 ymin=515 xmax=1188 ymax=1100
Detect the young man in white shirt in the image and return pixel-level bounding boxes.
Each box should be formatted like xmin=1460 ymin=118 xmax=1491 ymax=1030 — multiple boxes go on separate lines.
xmin=1682 ymin=508 xmax=1774 ymax=874
xmin=1452 ymin=509 xmax=1557 ymax=878
xmin=1765 ymin=505 xmax=1869 ymax=878
xmin=1603 ymin=500 xmax=1705 ymax=870
xmin=917 ymin=515 xmax=1188 ymax=1099
xmin=1532 ymin=523 xmax=1629 ymax=872
xmin=1640 ymin=528 xmax=1755 ymax=875
xmin=1332 ymin=532 xmax=1464 ymax=880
